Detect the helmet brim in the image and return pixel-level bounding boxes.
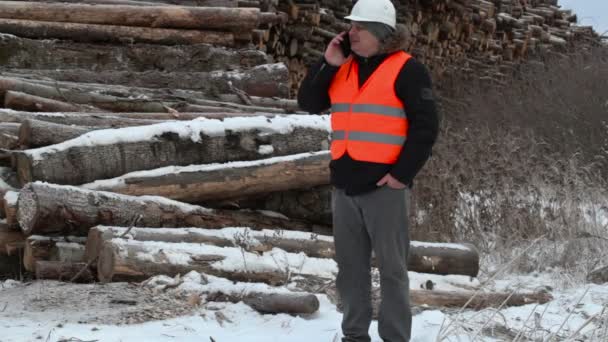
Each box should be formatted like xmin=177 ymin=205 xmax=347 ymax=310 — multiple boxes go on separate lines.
xmin=344 ymin=15 xmax=396 ymax=29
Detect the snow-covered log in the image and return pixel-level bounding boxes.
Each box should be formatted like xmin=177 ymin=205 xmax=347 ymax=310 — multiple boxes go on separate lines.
xmin=85 ymin=226 xmax=479 ymax=276
xmin=35 ymin=261 xmax=95 ymax=282
xmin=14 ymin=115 xmax=330 ymax=185
xmin=85 ymin=226 xmax=335 ymax=264
xmin=0 ymin=2 xmax=261 ymax=31
xmin=97 ymin=238 xmax=336 ymax=285
xmin=83 ymin=151 xmax=330 ymax=202
xmin=17 ymin=182 xmax=329 ymax=236
xmin=23 ymin=235 xmax=86 ymax=272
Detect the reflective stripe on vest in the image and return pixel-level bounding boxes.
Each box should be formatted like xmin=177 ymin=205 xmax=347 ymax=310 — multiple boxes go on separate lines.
xmin=328 ymin=51 xmax=411 ymax=164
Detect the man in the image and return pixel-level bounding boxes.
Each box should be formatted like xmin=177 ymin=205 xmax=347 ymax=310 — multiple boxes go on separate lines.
xmin=297 ymin=0 xmax=439 ymax=341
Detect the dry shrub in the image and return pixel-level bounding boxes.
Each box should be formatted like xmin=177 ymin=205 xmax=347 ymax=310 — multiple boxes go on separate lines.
xmin=411 ymin=43 xmax=608 ymax=271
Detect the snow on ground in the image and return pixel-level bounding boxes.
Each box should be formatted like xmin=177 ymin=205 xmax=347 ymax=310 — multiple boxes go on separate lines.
xmin=1 ymin=270 xmax=606 ymax=342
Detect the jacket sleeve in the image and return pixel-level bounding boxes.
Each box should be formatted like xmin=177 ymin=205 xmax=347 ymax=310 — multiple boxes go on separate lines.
xmin=390 ymin=58 xmax=440 ymax=186
xmin=297 ymin=57 xmax=340 ymax=114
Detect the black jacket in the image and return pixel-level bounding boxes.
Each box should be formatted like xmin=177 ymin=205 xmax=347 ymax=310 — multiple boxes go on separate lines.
xmin=297 ymin=53 xmax=439 ymax=195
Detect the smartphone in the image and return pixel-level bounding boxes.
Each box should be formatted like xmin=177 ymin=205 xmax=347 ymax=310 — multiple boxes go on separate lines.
xmin=339 ymin=34 xmax=351 ymax=57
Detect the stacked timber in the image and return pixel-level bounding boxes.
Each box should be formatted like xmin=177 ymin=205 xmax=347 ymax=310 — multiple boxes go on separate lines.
xmin=0 ymin=0 xmax=576 ymax=313
xmin=0 ymin=0 xmax=600 ymax=99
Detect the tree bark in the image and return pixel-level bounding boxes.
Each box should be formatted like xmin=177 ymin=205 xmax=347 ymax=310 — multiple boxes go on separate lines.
xmin=19 ymin=119 xmax=95 ymax=148
xmin=35 ymin=261 xmax=95 ymax=283
xmin=0 ymin=34 xmax=270 ymax=72
xmin=0 ymin=1 xmax=260 ymax=31
xmin=0 ymin=18 xmax=235 ymax=46
xmin=14 ymin=117 xmax=329 ymax=185
xmin=23 ymin=235 xmax=86 ymax=271
xmin=17 ymin=182 xmax=330 ymax=236
xmin=97 ymin=238 xmax=296 ymax=285
xmin=4 ymin=90 xmax=91 ymax=112
xmin=82 ymin=151 xmax=330 ymax=202
xmin=207 ymin=291 xmax=319 ymax=315
xmin=10 ymin=63 xmax=290 ymax=97
xmin=0 ymin=223 xmax=24 ymax=255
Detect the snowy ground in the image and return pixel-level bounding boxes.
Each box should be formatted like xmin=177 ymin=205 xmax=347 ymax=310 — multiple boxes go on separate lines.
xmin=1 ymin=268 xmax=607 ymax=342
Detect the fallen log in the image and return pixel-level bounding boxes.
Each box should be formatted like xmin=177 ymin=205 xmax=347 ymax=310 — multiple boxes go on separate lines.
xmin=14 ymin=115 xmax=330 ymax=185
xmin=0 ymin=34 xmax=270 ymax=72
xmin=0 ymin=223 xmax=24 ymax=255
xmin=23 ymin=235 xmax=86 ymax=272
xmin=0 ymin=110 xmax=164 ymax=128
xmin=0 ymin=77 xmax=178 ymax=112
xmin=10 ymin=63 xmax=290 ymax=97
xmin=0 ymin=18 xmax=236 ymax=46
xmin=0 ymin=110 xmax=272 ymax=126
xmin=408 ymin=288 xmax=553 ymax=309
xmin=97 ymin=238 xmax=335 ymax=284
xmin=0 ymin=1 xmax=261 ymax=31
xmin=4 ymin=90 xmax=91 ymax=112
xmin=207 ymin=291 xmax=319 ymax=315
xmin=85 ymin=226 xmax=335 ymax=263
xmin=85 ymin=226 xmax=479 ymax=276
xmin=35 ymin=261 xmax=95 ymax=282
xmin=216 ymin=94 xmax=300 ymax=112
xmin=17 ymin=182 xmax=331 ymax=236
xmin=82 ymin=151 xmax=331 ymax=202
xmin=327 ymin=286 xmax=553 ymax=315
xmin=19 ymin=119 xmax=95 ymax=148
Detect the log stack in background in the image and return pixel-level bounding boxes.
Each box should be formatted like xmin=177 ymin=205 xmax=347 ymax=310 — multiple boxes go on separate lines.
xmin=0 ymin=0 xmax=600 ymax=98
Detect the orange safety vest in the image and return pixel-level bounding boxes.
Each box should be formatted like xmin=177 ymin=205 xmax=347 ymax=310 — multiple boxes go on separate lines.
xmin=328 ymin=51 xmax=411 ymax=164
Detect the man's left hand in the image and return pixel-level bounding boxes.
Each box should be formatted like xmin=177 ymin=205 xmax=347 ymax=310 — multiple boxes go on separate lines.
xmin=376 ymin=173 xmax=406 ymax=189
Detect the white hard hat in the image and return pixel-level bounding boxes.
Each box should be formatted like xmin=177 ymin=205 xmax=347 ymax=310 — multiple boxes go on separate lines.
xmin=344 ymin=0 xmax=397 ymax=29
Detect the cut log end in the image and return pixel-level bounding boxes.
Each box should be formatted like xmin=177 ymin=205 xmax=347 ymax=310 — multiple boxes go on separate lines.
xmin=97 ymin=242 xmax=116 ymax=283
xmin=16 ymin=183 xmax=38 ymax=235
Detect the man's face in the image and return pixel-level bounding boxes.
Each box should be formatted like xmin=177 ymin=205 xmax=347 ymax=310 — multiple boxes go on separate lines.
xmin=349 ymin=22 xmax=381 ymax=57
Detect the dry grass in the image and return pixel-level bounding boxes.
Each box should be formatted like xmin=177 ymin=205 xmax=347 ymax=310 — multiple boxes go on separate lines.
xmin=411 ymin=44 xmax=608 ymax=275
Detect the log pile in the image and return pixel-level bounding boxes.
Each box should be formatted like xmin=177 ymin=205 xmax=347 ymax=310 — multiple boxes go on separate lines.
xmin=0 ymin=0 xmax=600 ymax=100
xmin=0 ymin=0 xmax=574 ymax=314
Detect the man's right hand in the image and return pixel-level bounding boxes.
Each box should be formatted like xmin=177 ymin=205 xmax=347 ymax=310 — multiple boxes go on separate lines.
xmin=324 ymin=32 xmax=349 ymax=67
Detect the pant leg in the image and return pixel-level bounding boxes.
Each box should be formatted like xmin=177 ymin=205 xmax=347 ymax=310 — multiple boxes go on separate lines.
xmin=332 ymin=188 xmax=373 ymax=342
xmin=357 ymin=186 xmax=411 ymax=342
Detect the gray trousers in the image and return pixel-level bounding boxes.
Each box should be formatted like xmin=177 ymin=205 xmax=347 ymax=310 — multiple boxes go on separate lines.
xmin=333 ymin=186 xmax=411 ymax=342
